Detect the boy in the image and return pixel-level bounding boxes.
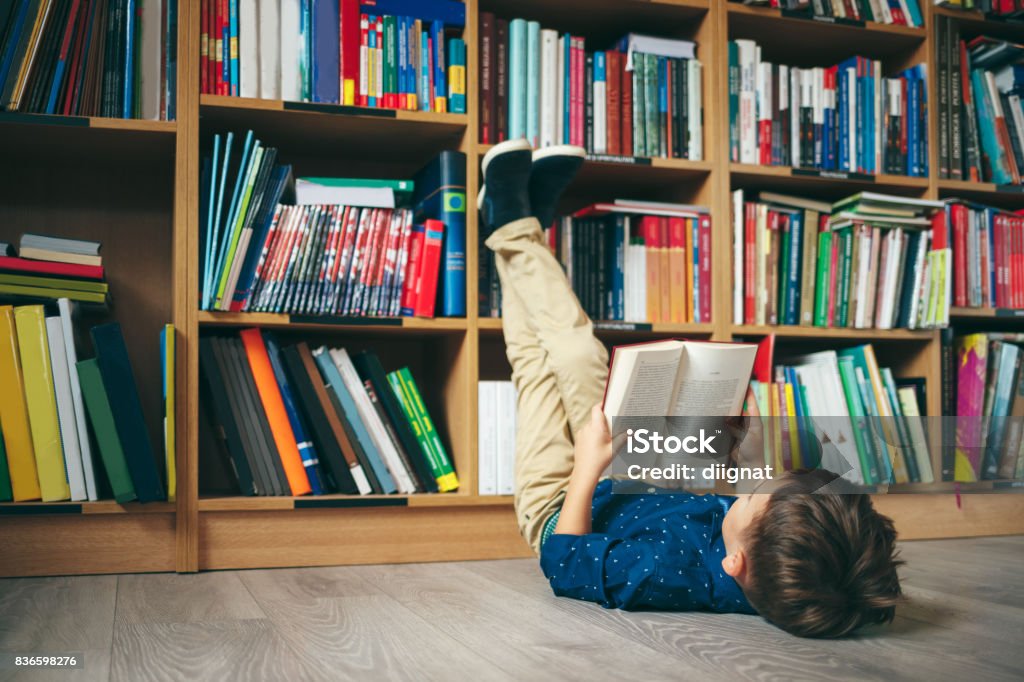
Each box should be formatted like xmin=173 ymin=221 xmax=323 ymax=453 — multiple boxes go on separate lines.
xmin=479 ymin=139 xmax=904 ymax=639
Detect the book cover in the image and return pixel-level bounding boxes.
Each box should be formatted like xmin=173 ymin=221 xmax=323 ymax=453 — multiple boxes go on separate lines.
xmin=391 ymin=366 xmax=458 ymax=491
xmin=412 ymin=151 xmax=466 ymax=317
xmin=45 ymin=315 xmax=87 ymax=501
xmin=0 ymin=305 xmax=40 ymax=501
xmin=198 ymin=336 xmax=258 ymax=495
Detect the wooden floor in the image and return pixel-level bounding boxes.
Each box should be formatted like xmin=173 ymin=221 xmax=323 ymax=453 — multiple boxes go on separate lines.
xmin=0 ymin=536 xmax=1021 ymax=682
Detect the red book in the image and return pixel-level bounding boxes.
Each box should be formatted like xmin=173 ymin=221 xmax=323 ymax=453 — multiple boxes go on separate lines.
xmin=479 ymin=12 xmax=495 ymax=144
xmin=0 ymin=256 xmax=104 ymax=280
xmin=826 ymin=231 xmax=841 ymax=327
xmin=744 ymin=202 xmax=756 ymax=325
xmin=358 ymin=13 xmax=369 ymax=106
xmin=699 ymin=214 xmax=712 ymax=323
xmin=606 ymin=50 xmax=621 ymax=156
xmin=621 ymin=53 xmax=633 ymax=157
xmin=1015 ymin=216 xmax=1023 ymax=309
xmin=400 ymin=224 xmax=425 ymax=315
xmin=752 ymin=334 xmax=775 ymax=384
xmin=495 ymin=19 xmax=508 ymax=142
xmin=218 ymin=0 xmax=228 ymax=96
xmin=951 ymin=203 xmax=968 ymax=307
xmin=200 ymin=0 xmax=209 ymax=94
xmin=414 ymin=219 xmax=445 ymax=318
xmin=339 ymin=0 xmax=360 ymax=105
xmin=570 ymin=38 xmax=580 ymax=147
xmin=575 ymin=37 xmax=586 ymax=147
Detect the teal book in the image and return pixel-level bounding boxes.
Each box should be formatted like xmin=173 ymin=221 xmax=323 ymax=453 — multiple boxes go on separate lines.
xmin=838 ymin=351 xmax=880 ymax=485
xmin=0 ymin=422 xmax=12 ymax=501
xmin=563 ymin=34 xmax=572 ymax=144
xmin=508 ymin=19 xmax=527 ymax=140
xmin=971 ymin=69 xmax=1013 ymax=185
xmin=728 ymin=41 xmax=739 ymax=161
xmin=526 ymin=21 xmax=541 ymax=148
xmin=854 ymin=364 xmax=895 ymax=484
xmin=643 ymin=53 xmax=658 ymax=158
xmin=981 ymin=342 xmax=1020 ymax=479
xmin=881 ymin=367 xmax=920 ymax=483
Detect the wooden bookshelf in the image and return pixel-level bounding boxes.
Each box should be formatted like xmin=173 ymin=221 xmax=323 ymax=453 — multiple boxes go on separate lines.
xmin=2 ymin=0 xmax=1023 ymax=579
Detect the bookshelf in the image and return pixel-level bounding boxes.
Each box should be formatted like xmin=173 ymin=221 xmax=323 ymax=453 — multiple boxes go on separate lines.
xmin=2 ymin=0 xmax=1023 ymax=579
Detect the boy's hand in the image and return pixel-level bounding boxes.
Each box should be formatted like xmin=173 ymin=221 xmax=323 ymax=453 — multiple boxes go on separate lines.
xmin=573 ymin=405 xmax=615 ymax=480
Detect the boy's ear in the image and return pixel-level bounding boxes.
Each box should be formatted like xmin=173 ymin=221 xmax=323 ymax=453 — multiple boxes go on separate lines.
xmin=722 ymin=550 xmax=747 ymax=582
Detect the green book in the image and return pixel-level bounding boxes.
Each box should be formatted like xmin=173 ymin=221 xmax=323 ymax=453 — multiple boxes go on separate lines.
xmin=632 ymin=58 xmax=645 ymax=156
xmin=643 ymin=53 xmax=658 ymax=158
xmin=0 ymin=423 xmax=12 ymax=501
xmin=384 ymin=15 xmax=397 ymax=107
xmin=386 ymin=371 xmax=439 ymax=486
xmin=837 ymin=356 xmax=880 ymax=485
xmin=0 ymin=273 xmax=109 ymax=294
xmin=835 ymin=229 xmax=853 ymax=328
xmin=0 ymin=284 xmax=107 ymax=304
xmin=388 ymin=367 xmax=459 ymax=492
xmin=813 ymin=230 xmax=832 ymax=327
xmin=76 ymin=358 xmax=137 ymax=503
xmin=214 ymin=144 xmax=265 ymax=308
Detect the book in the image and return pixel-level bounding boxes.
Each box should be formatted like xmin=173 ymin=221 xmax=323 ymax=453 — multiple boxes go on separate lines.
xmin=199 ymin=336 xmax=258 ymax=495
xmin=294 ymin=177 xmax=415 ymax=208
xmin=0 ymin=305 xmax=41 ymax=501
xmin=388 ymin=366 xmax=458 ymax=491
xmin=161 ymin=323 xmax=176 ymax=501
xmin=58 ymin=299 xmax=98 ymax=500
xmin=264 ymin=334 xmax=324 ymax=495
xmin=412 ymin=151 xmax=466 ymax=317
xmin=76 ymin=357 xmax=137 ymax=502
xmin=477 ymin=381 xmax=498 ymax=495
xmin=45 ymin=315 xmax=87 ymax=501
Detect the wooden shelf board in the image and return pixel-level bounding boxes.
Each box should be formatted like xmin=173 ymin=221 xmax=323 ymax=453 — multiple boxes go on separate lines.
xmin=0 ymin=112 xmax=176 ymax=162
xmin=477 ymin=317 xmax=716 ymax=336
xmin=199 ymin=94 xmax=467 ymax=164
xmin=937 ymin=178 xmax=1024 ymax=208
xmin=932 ymin=5 xmax=1024 ymax=34
xmin=731 ymin=324 xmax=936 ymax=341
xmin=730 ymin=163 xmax=930 ymax=197
xmin=197 ymin=310 xmax=468 ymax=333
xmin=950 ymin=307 xmax=1024 ymax=321
xmin=198 ymin=494 xmax=514 ymax=512
xmin=0 ymin=500 xmax=175 ymax=515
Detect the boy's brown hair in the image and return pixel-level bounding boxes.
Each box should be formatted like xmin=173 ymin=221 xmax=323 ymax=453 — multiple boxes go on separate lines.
xmin=742 ymin=470 xmax=904 ymax=638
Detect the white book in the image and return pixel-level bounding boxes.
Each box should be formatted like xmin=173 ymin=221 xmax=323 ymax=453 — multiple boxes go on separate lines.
xmin=477 ymin=382 xmax=498 ymax=495
xmin=603 ymin=340 xmax=756 ymax=422
xmin=139 ymin=0 xmax=163 ymax=119
xmin=622 ymin=34 xmax=695 ymax=71
xmin=238 ymin=0 xmax=259 ymax=97
xmin=556 ymin=34 xmax=566 ymax=145
xmin=280 ymin=0 xmax=302 ymax=101
xmin=57 ymin=300 xmax=97 ymax=501
xmin=846 ymin=65 xmax=857 ymax=171
xmin=293 ymin=179 xmax=398 ymax=208
xmin=687 ymin=59 xmax=702 ymax=160
xmin=328 ymin=348 xmax=417 ymax=494
xmin=258 ymin=0 xmax=281 ymax=99
xmin=732 ymin=189 xmax=744 ymax=325
xmin=790 ymin=67 xmax=801 ymax=166
xmin=874 ymin=61 xmax=882 ymax=173
xmin=497 ymin=382 xmax=516 ymax=495
xmin=45 ymin=316 xmax=86 ymax=501
xmin=593 ymin=54 xmax=607 ymax=154
xmin=735 ymin=39 xmax=757 ymax=164
xmin=539 ymin=29 xmax=558 ymax=148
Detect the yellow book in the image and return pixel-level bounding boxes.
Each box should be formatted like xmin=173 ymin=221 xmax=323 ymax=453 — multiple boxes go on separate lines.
xmin=163 ymin=325 xmax=176 ymax=502
xmin=783 ymin=382 xmax=802 ymax=470
xmin=770 ymin=381 xmax=784 ymax=472
xmin=0 ymin=306 xmax=41 ymax=501
xmin=14 ymin=305 xmax=69 ymax=501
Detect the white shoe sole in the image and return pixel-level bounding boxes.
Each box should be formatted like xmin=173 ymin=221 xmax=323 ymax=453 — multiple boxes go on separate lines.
xmin=478 ymin=138 xmax=532 ymax=212
xmin=531 ymin=144 xmax=587 ymax=162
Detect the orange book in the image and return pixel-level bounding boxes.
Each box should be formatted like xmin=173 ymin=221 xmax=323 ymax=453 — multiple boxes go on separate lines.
xmin=239 ymin=328 xmax=312 ymax=496
xmin=642 ymin=216 xmax=661 ymax=323
xmin=658 ymin=218 xmax=671 ymax=323
xmin=668 ymin=217 xmax=687 ymax=323
xmin=684 ymin=218 xmax=695 ymax=322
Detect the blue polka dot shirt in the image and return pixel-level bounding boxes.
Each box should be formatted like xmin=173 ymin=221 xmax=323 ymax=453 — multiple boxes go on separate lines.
xmin=540 ymin=479 xmax=756 ymax=614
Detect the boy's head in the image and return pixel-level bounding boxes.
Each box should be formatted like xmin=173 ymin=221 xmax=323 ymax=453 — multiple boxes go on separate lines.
xmin=719 ymin=470 xmax=903 ymax=638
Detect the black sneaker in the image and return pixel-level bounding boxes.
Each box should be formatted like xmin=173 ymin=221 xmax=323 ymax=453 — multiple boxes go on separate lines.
xmin=529 ymin=145 xmax=586 ymax=230
xmin=477 ymin=138 xmax=533 ymax=235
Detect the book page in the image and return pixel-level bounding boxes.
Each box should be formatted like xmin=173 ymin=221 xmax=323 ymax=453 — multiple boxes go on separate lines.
xmin=604 ymin=341 xmax=684 ymax=421
xmin=669 ymin=342 xmax=757 ymax=417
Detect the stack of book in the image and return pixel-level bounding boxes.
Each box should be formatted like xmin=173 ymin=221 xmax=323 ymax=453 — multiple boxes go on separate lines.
xmin=749 ymin=337 xmax=934 ymax=486
xmin=0 ymin=0 xmax=177 ymax=120
xmin=731 ymin=191 xmax=951 ymax=329
xmin=478 ymin=18 xmax=703 ymax=160
xmin=479 ymin=200 xmax=712 ymax=323
xmin=201 ymin=134 xmax=465 ymax=318
xmin=729 ymin=40 xmax=928 ymax=176
xmin=0 ymin=303 xmax=173 ymax=503
xmin=0 ymin=235 xmax=109 ymax=307
xmin=477 ymin=381 xmax=516 ymax=496
xmin=935 ymin=16 xmax=1024 ymax=185
xmin=952 ymin=332 xmax=1024 ymax=482
xmin=935 ymin=0 xmax=1024 ymax=19
xmin=200 ymin=330 xmax=458 ymax=496
xmin=200 ymin=0 xmax=466 ymax=113
xmin=734 ymin=0 xmax=925 ymax=26
xmin=945 ymin=200 xmax=1024 ymax=309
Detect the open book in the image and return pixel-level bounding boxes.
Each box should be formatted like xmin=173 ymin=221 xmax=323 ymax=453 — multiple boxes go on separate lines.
xmin=603 ymin=339 xmax=758 ymax=420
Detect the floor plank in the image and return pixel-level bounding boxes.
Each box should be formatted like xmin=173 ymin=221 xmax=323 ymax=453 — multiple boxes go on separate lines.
xmin=115 ymin=572 xmax=265 ymax=625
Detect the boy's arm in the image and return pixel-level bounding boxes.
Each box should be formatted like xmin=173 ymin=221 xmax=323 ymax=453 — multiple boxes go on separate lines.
xmin=553 ymin=406 xmax=611 ymax=535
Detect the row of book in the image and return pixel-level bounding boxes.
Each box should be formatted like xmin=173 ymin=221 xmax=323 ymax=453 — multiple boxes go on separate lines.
xmin=729 ymin=40 xmax=928 ymax=177
xmin=947 ymin=200 xmax=1024 ymax=309
xmin=0 ymin=234 xmax=109 ymax=307
xmin=731 ymin=191 xmax=951 ymax=329
xmin=477 ymin=381 xmax=515 ymax=496
xmin=935 ymin=16 xmax=1024 ymax=185
xmin=199 ymin=0 xmax=466 ymax=113
xmin=936 ymin=0 xmax=1024 ymax=19
xmin=751 ymin=336 xmax=934 ymax=486
xmin=951 ymin=332 xmax=1024 ymax=482
xmin=200 ymin=130 xmax=467 ymax=317
xmin=0 ymin=0 xmax=177 ymax=119
xmin=200 ymin=330 xmax=457 ymax=496
xmin=478 ymin=200 xmax=713 ymax=323
xmin=479 ymin=18 xmax=704 ymax=160
xmin=734 ymin=0 xmax=925 ymax=26
xmin=0 ymin=303 xmax=173 ymax=503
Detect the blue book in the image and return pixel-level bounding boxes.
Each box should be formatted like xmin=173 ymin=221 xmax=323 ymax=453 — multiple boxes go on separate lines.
xmin=358 ymin=0 xmax=465 ymax=27
xmin=165 ymin=0 xmax=178 ymax=118
xmin=313 ymin=348 xmax=397 ymax=493
xmin=211 ymin=131 xmax=256 ymax=304
xmin=691 ymin=218 xmax=700 ymax=322
xmin=657 ymin=57 xmax=668 ymax=157
xmin=367 ymin=18 xmax=378 ymax=107
xmin=610 ymin=214 xmax=625 ymax=321
xmin=413 ymin=151 xmax=467 ymax=317
xmin=265 ymin=336 xmax=325 ymax=495
xmin=525 ymin=21 xmax=540 ymax=147
xmin=904 ymin=0 xmax=923 ymax=27
xmin=982 ymin=342 xmax=1020 ymax=479
xmin=420 ymin=30 xmax=430 ymax=111
xmin=908 ymin=69 xmax=920 ymax=176
xmin=123 ymin=0 xmax=137 ymax=117
xmin=229 ymin=0 xmax=239 ymax=95
xmin=231 ymin=165 xmax=293 ymax=310
xmin=0 ymin=0 xmax=31 ymax=92
xmin=202 ymin=135 xmax=220 ymax=309
xmin=397 ymin=15 xmax=408 ymax=105
xmin=971 ymin=69 xmax=1013 ymax=185
xmin=837 ymin=60 xmax=851 ymax=171
xmin=311 ymin=0 xmax=340 ymax=103
xmin=206 ymin=132 xmax=234 ymax=309
xmin=784 ymin=210 xmax=803 ymax=325
xmin=562 ymin=34 xmax=571 ymax=144
xmin=432 ymin=20 xmax=445 ymax=111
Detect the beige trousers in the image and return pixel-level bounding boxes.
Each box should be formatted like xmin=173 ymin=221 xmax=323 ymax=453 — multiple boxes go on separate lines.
xmin=485 ymin=217 xmax=610 ymax=554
